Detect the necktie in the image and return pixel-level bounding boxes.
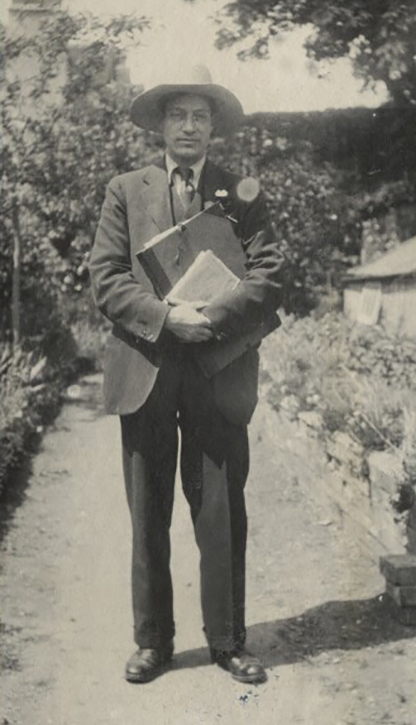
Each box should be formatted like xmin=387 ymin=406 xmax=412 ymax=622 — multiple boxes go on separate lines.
xmin=174 ymin=167 xmax=195 ymax=210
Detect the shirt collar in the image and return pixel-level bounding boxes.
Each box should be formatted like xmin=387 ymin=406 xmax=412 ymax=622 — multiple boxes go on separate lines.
xmin=165 ymin=153 xmax=206 ymax=189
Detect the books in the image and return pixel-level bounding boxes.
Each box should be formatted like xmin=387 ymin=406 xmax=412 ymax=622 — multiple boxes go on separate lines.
xmin=136 ymin=203 xmax=281 ymax=377
xmin=137 ymin=203 xmax=247 ymax=298
xmin=165 ymin=250 xmax=240 ymax=306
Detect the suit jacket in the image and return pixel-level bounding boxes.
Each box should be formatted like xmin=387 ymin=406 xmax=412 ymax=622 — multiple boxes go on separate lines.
xmin=89 ymin=159 xmax=285 ymax=425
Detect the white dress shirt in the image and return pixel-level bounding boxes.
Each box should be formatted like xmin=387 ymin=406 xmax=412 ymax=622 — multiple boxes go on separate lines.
xmin=165 ymin=153 xmax=206 ymax=194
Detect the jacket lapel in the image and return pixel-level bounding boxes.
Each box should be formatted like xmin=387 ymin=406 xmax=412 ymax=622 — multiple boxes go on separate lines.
xmin=201 ymin=159 xmax=233 ymax=206
xmin=140 ymin=159 xmax=230 ymax=230
xmin=142 ymin=165 xmax=173 ymax=232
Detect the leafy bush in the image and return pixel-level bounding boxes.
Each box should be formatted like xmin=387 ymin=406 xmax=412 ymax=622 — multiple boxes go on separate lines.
xmin=0 ymin=346 xmax=58 ymax=490
xmin=0 ymin=318 xmax=88 ymax=491
xmin=211 ymin=120 xmax=416 ymax=314
xmin=1 ymin=11 xmax=153 ymax=341
xmin=346 ymin=325 xmax=416 ymax=390
xmin=1 ymin=11 xmax=150 ymax=490
xmin=70 ymin=320 xmax=109 ymax=372
xmin=262 ymin=312 xmax=416 ymax=453
xmin=210 ymin=130 xmax=357 ymax=313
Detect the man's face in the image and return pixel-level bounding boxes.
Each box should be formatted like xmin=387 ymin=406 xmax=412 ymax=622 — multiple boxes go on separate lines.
xmin=162 ymin=94 xmax=213 ymax=166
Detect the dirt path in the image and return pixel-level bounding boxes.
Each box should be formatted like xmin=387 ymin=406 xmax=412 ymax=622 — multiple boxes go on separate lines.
xmin=2 ymin=374 xmax=415 ymax=725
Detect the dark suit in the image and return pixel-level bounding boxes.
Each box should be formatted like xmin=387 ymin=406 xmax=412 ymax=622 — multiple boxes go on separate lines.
xmin=89 ymin=159 xmax=285 ymax=651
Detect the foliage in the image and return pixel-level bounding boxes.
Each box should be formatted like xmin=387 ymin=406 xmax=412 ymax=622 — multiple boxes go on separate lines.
xmin=1 ymin=10 xmax=154 ymax=340
xmin=2 ymin=8 xmax=414 ymax=491
xmin=210 ymin=128 xmax=360 ymax=312
xmin=211 ymin=110 xmax=416 ymax=312
xmin=3 ymin=10 xmax=415 ymax=326
xmin=0 ymin=290 xmax=107 ymax=489
xmin=0 ymin=331 xmax=79 ymax=491
xmin=213 ymin=0 xmax=416 ymax=106
xmin=345 ymin=324 xmax=416 ymax=390
xmin=262 ymin=312 xmax=416 ymax=453
xmin=70 ymin=320 xmax=108 ymax=372
xmin=1 ymin=10 xmax=153 ymax=487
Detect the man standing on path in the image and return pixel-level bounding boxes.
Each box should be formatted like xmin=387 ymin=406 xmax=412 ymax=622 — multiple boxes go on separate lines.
xmin=89 ymin=65 xmax=285 ymax=685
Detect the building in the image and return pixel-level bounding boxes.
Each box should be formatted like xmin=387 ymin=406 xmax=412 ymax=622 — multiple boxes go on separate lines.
xmin=343 ymin=237 xmax=416 ymax=338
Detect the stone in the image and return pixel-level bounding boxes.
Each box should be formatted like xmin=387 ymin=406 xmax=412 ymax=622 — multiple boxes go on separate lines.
xmin=298 ymin=411 xmax=324 ymax=429
xmin=327 ymin=431 xmax=364 ymax=469
xmin=280 ymin=395 xmax=301 ymax=420
xmin=380 ymin=554 xmax=416 ymax=586
xmin=368 ymin=450 xmax=404 ymax=498
xmin=386 ymin=582 xmax=416 ymax=607
xmin=280 ymin=395 xmax=300 ymax=412
xmin=385 ymin=596 xmax=416 ymax=626
xmin=333 ymin=431 xmax=364 ymax=457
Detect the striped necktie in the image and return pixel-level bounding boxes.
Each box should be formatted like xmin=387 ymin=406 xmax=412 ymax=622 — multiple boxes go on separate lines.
xmin=173 ymin=167 xmax=195 ymax=210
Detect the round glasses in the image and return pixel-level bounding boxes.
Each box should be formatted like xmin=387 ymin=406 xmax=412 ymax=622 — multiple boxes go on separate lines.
xmin=165 ymin=109 xmax=212 ymax=127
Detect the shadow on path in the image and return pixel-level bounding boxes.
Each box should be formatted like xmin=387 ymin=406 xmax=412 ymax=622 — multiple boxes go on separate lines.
xmin=172 ymin=594 xmax=416 ymax=671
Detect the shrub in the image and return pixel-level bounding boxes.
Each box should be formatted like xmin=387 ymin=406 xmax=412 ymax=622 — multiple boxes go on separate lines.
xmin=0 ymin=321 xmax=82 ymax=492
xmin=262 ymin=312 xmax=416 ymax=453
xmin=70 ymin=320 xmax=109 ymax=372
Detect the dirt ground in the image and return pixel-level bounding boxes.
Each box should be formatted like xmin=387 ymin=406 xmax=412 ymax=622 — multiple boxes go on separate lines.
xmin=1 ymin=373 xmax=415 ymax=725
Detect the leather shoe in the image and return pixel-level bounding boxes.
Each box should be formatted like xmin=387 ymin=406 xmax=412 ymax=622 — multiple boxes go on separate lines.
xmin=210 ymin=646 xmax=267 ymax=684
xmin=125 ymin=642 xmax=174 ymax=683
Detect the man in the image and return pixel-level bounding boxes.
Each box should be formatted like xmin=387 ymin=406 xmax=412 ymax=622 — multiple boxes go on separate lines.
xmin=89 ymin=65 xmax=285 ymax=685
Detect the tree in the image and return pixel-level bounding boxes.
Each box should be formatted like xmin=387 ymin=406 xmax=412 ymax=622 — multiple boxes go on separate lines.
xmin=1 ymin=11 xmax=156 ymax=342
xmin=213 ymin=0 xmax=416 ymax=106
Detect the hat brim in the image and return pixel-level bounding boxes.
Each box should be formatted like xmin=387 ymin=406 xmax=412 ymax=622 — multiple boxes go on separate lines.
xmin=130 ymin=83 xmax=244 ymax=136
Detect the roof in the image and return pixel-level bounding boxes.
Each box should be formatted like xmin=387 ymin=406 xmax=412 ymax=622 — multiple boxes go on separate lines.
xmin=345 ymin=236 xmax=416 ymax=281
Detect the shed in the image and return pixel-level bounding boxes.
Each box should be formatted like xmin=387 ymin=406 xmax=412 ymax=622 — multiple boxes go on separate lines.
xmin=343 ymin=236 xmax=416 ymax=338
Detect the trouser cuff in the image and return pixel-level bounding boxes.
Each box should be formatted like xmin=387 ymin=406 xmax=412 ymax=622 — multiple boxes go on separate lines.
xmin=134 ymin=628 xmax=175 ymax=649
xmin=203 ymin=627 xmax=246 ymax=654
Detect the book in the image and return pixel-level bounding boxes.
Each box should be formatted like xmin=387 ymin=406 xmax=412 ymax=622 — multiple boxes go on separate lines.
xmin=136 ymin=203 xmax=281 ymax=377
xmin=137 ymin=203 xmax=247 ymax=298
xmin=165 ymin=250 xmax=240 ymax=307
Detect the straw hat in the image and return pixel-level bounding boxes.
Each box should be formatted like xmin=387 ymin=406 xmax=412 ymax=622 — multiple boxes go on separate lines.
xmin=130 ymin=64 xmax=244 ymax=135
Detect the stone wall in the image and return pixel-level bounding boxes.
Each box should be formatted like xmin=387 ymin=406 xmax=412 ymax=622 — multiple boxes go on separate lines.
xmin=309 ymin=420 xmax=415 ymax=553
xmin=272 ymin=389 xmax=415 ymax=555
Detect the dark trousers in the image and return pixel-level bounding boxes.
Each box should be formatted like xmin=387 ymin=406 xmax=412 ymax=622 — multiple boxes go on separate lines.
xmin=120 ymin=345 xmax=249 ymax=652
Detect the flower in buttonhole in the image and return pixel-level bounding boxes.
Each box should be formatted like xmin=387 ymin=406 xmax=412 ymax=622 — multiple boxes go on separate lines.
xmin=214 ymin=189 xmax=229 ymax=201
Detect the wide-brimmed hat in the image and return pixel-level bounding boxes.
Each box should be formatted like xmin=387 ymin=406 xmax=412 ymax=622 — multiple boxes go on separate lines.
xmin=130 ymin=64 xmax=244 ymax=135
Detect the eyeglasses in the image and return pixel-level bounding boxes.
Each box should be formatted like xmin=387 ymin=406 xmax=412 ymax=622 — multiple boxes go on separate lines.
xmin=165 ymin=109 xmax=212 ymax=127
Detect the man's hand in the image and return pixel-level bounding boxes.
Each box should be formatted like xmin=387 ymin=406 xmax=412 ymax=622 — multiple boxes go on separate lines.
xmin=164 ymin=301 xmax=213 ymax=343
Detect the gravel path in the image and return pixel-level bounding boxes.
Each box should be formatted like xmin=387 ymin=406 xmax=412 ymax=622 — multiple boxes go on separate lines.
xmin=2 ymin=373 xmax=415 ymax=725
